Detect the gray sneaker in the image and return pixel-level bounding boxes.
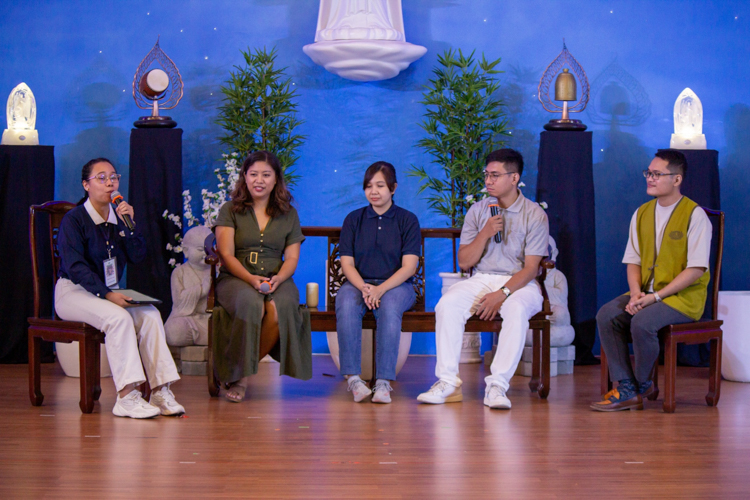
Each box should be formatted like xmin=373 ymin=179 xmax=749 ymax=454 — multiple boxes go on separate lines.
xmin=484 ymin=384 xmax=511 ymax=409
xmin=113 ymin=390 xmax=160 ymax=419
xmin=372 ymin=380 xmax=393 ymax=404
xmin=149 ymin=385 xmax=185 ymax=416
xmin=347 ymin=377 xmax=372 ymax=403
xmin=417 ymin=380 xmax=463 ymax=404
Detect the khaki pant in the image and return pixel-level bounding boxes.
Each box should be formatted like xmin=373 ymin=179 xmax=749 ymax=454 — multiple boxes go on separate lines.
xmin=55 ymin=278 xmax=180 ymax=392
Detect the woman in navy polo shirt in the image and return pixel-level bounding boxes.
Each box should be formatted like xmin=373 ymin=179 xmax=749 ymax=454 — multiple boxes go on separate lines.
xmin=337 ymin=161 xmax=421 ymax=403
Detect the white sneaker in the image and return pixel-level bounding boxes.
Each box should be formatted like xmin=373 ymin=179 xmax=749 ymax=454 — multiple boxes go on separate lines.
xmin=150 ymin=385 xmax=186 ymax=416
xmin=113 ymin=390 xmax=161 ymax=419
xmin=372 ymin=380 xmax=393 ymax=404
xmin=417 ymin=380 xmax=463 ymax=404
xmin=484 ymin=384 xmax=511 ymax=409
xmin=348 ymin=377 xmax=372 ymax=403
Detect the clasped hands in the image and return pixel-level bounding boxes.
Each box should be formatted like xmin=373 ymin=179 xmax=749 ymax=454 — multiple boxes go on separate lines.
xmin=361 ymin=283 xmax=385 ymax=310
xmin=625 ymin=291 xmax=657 ymax=315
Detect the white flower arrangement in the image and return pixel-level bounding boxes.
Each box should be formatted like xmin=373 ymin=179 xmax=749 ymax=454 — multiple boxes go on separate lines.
xmin=162 ymin=153 xmax=241 ymax=267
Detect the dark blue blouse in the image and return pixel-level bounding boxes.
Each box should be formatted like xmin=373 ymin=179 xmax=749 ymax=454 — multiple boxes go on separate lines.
xmin=339 ymin=203 xmax=421 ymax=282
xmin=57 ymin=203 xmax=146 ymax=298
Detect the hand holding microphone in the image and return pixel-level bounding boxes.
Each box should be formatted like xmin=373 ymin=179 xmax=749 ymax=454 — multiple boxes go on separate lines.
xmin=488 ymin=204 xmax=504 ymax=243
xmin=110 ymin=191 xmax=135 ymax=231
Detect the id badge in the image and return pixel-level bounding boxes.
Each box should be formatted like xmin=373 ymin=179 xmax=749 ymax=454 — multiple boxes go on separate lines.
xmin=104 ymin=257 xmax=119 ymax=289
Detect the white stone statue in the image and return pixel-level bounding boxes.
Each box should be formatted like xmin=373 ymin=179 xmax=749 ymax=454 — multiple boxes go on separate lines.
xmin=317 ymin=0 xmax=403 ymax=41
xmin=2 ymin=82 xmax=39 ymax=145
xmin=165 ymin=226 xmax=213 ymax=347
xmin=525 ymin=236 xmax=575 ymax=347
xmin=303 ymin=0 xmax=426 ymax=81
xmin=669 ymin=87 xmax=706 ymax=150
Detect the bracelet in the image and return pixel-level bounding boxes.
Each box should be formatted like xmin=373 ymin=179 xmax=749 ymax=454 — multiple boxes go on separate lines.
xmin=653 ymin=291 xmax=662 ymax=302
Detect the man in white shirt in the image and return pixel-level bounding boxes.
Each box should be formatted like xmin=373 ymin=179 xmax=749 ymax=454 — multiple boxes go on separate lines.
xmin=417 ymin=149 xmax=549 ymax=409
xmin=591 ymin=150 xmax=712 ymax=412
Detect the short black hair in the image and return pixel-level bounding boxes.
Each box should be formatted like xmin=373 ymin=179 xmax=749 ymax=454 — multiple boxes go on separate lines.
xmin=363 ymin=161 xmax=397 ymax=192
xmin=655 ymin=149 xmax=687 ymax=177
xmin=485 ymin=148 xmax=524 ymax=177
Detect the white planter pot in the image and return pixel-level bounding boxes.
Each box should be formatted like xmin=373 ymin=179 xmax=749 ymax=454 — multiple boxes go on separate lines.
xmin=439 ymin=272 xmax=482 ymax=364
xmin=718 ymin=291 xmax=750 ymax=382
xmin=327 ymin=330 xmax=412 ymax=380
xmin=55 ymin=341 xmax=112 ymax=378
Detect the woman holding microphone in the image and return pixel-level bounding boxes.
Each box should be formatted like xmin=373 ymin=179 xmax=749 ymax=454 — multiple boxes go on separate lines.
xmin=55 ymin=158 xmax=184 ymax=419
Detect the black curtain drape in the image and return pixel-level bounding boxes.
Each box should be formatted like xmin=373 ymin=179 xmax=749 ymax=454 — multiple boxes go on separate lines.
xmin=537 ymin=131 xmax=599 ymax=364
xmin=0 ymin=145 xmax=55 ymax=363
xmin=128 ymin=129 xmax=183 ymax=319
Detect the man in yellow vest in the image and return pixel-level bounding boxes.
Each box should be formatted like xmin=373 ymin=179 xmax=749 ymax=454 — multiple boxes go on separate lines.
xmin=591 ymin=150 xmax=712 ymax=411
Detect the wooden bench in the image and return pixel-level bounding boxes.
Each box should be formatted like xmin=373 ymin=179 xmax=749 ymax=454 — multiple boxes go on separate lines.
xmin=205 ymin=227 xmax=553 ymax=399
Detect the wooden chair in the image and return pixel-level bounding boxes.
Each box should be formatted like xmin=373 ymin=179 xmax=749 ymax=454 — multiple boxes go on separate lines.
xmin=28 ymin=201 xmax=147 ymax=414
xmin=205 ymin=228 xmax=553 ymax=399
xmin=601 ymin=207 xmax=725 ymax=413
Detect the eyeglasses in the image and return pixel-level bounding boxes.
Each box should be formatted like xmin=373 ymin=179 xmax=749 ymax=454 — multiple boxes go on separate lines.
xmin=484 ymin=171 xmax=516 ymax=181
xmin=86 ymin=173 xmax=122 ymax=184
xmin=643 ymin=170 xmax=678 ymax=180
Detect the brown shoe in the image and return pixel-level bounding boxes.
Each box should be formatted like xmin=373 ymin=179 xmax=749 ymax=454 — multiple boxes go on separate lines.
xmin=601 ymin=382 xmax=655 ymax=401
xmin=591 ymin=388 xmax=643 ymax=412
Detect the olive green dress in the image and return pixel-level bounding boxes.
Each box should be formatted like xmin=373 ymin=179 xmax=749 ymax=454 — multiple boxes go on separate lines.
xmin=212 ymin=201 xmax=312 ymax=382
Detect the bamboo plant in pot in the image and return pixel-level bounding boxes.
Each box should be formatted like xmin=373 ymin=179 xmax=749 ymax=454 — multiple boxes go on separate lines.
xmin=409 ymin=49 xmax=509 ymax=362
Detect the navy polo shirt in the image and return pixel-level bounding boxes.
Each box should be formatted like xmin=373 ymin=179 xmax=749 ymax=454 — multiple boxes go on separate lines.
xmin=57 ymin=200 xmax=147 ymax=298
xmin=339 ymin=203 xmax=421 ymax=282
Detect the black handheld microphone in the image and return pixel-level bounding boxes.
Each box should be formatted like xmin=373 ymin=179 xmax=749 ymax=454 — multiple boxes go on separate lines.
xmin=489 ymin=203 xmax=502 ymax=243
xmin=110 ymin=191 xmax=135 ymax=231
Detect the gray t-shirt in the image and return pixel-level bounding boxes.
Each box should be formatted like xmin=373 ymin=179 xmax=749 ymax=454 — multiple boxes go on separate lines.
xmin=460 ymin=191 xmax=549 ymax=275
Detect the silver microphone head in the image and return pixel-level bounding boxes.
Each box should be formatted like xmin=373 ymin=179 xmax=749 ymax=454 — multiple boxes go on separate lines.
xmin=110 ymin=190 xmax=123 ymax=202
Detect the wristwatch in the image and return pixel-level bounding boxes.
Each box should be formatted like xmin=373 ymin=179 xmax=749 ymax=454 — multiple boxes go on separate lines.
xmin=653 ymin=291 xmax=662 ymax=302
xmin=500 ymin=286 xmax=512 ymax=298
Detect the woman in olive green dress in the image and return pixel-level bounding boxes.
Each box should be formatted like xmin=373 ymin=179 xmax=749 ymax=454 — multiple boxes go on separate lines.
xmin=213 ymin=150 xmax=311 ymax=402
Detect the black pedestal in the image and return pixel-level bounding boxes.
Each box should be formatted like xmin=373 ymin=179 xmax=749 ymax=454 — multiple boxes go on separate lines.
xmin=537 ymin=131 xmax=599 ymax=364
xmin=128 ymin=129 xmax=183 ymax=319
xmin=0 ymin=145 xmax=55 ymax=363
xmin=660 ymin=149 xmax=720 ymax=209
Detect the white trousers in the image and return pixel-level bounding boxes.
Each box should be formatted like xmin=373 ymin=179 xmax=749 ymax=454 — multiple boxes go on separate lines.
xmin=435 ymin=273 xmax=543 ymax=391
xmin=55 ymin=278 xmax=180 ymax=393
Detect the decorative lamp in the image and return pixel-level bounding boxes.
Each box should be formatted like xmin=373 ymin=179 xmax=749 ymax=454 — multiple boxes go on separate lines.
xmin=669 ymin=88 xmax=706 ymax=149
xmin=1 ymin=83 xmax=39 ymax=145
xmin=303 ymin=0 xmax=426 ymax=82
xmin=132 ymin=37 xmax=183 ymax=128
xmin=538 ymin=42 xmax=589 ymax=131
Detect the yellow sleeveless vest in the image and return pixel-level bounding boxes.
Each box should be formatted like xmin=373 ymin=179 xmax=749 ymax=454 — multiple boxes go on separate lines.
xmin=636 ymin=197 xmax=709 ymax=320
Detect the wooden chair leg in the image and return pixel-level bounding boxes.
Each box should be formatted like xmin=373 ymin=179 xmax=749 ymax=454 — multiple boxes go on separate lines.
xmin=706 ymin=335 xmax=722 ymax=407
xmin=28 ymin=332 xmax=44 ymax=406
xmin=93 ymin=342 xmax=102 ymax=401
xmin=663 ymin=334 xmax=677 ymax=413
xmin=79 ymin=337 xmax=98 ymax=413
xmin=539 ymin=322 xmax=550 ymax=399
xmin=528 ymin=327 xmax=541 ymax=393
xmin=649 ymin=357 xmax=660 ymax=401
xmin=207 ymin=322 xmax=220 ymax=397
xmin=600 ymin=349 xmax=612 ymax=397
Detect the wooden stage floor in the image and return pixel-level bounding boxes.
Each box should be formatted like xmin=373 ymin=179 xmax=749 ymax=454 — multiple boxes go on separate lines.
xmin=1 ymin=355 xmax=749 ymax=499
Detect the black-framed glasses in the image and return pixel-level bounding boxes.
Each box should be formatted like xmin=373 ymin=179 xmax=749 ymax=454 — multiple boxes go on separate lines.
xmin=643 ymin=170 xmax=678 ymax=180
xmin=86 ymin=173 xmax=121 ymax=184
xmin=484 ymin=171 xmax=516 ymax=181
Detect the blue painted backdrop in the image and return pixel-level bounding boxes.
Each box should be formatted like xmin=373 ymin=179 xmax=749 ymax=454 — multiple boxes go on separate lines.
xmin=3 ymin=1 xmax=749 ymax=354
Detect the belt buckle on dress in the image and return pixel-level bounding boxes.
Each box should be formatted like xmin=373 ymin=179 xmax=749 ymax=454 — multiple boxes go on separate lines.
xmin=249 ymin=252 xmax=258 ymax=264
